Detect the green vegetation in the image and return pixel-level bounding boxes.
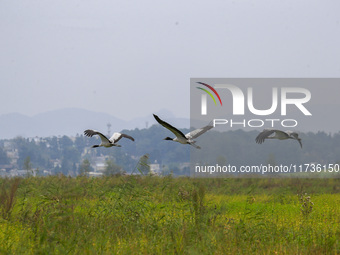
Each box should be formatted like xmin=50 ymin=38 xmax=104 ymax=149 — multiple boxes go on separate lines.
xmin=83 ymin=128 xmax=340 ymax=171
xmin=3 ymin=128 xmax=340 ymax=176
xmin=0 ymin=176 xmax=339 ymax=254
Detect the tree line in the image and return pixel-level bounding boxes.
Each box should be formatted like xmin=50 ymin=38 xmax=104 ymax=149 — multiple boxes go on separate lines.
xmin=1 ymin=126 xmax=340 ymax=176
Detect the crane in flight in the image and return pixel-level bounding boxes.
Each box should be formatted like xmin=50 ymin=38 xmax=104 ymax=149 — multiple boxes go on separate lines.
xmin=255 ymin=129 xmax=302 ymax=148
xmin=84 ymin=129 xmax=135 ymax=148
xmin=153 ymin=114 xmax=213 ymax=149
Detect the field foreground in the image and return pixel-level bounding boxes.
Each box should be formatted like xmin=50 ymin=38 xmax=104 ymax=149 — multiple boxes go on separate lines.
xmin=0 ymin=176 xmax=339 ymax=254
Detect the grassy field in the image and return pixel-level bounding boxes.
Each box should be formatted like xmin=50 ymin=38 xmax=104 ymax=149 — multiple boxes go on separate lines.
xmin=0 ymin=176 xmax=339 ymax=254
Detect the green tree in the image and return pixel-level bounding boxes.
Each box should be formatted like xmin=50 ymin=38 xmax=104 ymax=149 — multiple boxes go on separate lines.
xmin=104 ymin=159 xmax=123 ymax=176
xmin=137 ymin=154 xmax=151 ymax=175
xmin=23 ymin=156 xmax=32 ymax=176
xmin=60 ymin=158 xmax=73 ymax=175
xmin=59 ymin=136 xmax=73 ymax=148
xmin=14 ymin=137 xmax=51 ymax=170
xmin=60 ymin=146 xmax=80 ymax=175
xmin=266 ymin=153 xmax=277 ymax=167
xmin=79 ymin=158 xmax=93 ymax=176
xmin=0 ymin=147 xmax=10 ymax=164
xmin=216 ymin=155 xmax=227 ymax=166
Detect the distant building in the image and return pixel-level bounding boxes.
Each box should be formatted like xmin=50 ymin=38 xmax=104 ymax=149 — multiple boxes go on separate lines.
xmin=52 ymin=159 xmax=62 ymax=168
xmin=150 ymin=163 xmax=160 ymax=174
xmin=9 ymin=169 xmax=36 ymax=177
xmin=94 ymin=156 xmax=107 ymax=172
xmin=0 ymin=168 xmax=7 ymax=177
xmin=179 ymin=162 xmax=190 ymax=170
xmin=88 ymin=171 xmax=103 ymax=177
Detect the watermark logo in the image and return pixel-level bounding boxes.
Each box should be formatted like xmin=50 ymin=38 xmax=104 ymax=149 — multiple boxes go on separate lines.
xmin=196 ymin=82 xmax=222 ymax=115
xmin=199 ymin=84 xmax=312 ymax=117
xmin=193 ymin=80 xmax=313 ymax=129
xmin=190 ymin=78 xmax=339 ymax=179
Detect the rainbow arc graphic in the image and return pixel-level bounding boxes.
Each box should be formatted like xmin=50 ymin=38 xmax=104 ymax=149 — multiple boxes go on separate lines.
xmin=196 ymin=82 xmax=223 ymax=106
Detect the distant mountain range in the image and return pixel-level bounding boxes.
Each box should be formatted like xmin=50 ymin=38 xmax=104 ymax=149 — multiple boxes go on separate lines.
xmin=0 ymin=108 xmax=189 ymax=139
xmin=1 ymin=103 xmax=339 ymax=139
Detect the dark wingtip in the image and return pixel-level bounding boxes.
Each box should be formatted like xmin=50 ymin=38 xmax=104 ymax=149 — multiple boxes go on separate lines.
xmin=153 ymin=114 xmax=161 ymax=123
xmin=84 ymin=129 xmax=93 ymax=137
xmin=255 ymin=135 xmax=263 ymax=144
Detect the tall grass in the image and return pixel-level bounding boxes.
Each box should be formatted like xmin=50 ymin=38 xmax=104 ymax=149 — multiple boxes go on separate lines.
xmin=0 ymin=176 xmax=339 ymax=254
xmin=0 ymin=178 xmax=20 ymax=219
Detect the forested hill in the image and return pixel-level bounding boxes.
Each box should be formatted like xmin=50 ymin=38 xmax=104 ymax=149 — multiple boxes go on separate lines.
xmin=1 ymin=125 xmax=340 ymax=175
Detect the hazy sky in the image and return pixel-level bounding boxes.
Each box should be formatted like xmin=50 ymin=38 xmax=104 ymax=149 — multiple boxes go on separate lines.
xmin=1 ymin=0 xmax=339 ymax=120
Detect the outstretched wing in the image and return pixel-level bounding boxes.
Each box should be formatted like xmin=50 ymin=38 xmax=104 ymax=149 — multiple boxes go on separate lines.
xmin=297 ymin=139 xmax=303 ymax=148
xmin=255 ymin=129 xmax=288 ymax=144
xmin=153 ymin=114 xmax=187 ymax=140
xmin=255 ymin=129 xmax=275 ymax=144
xmin=290 ymin=132 xmax=303 ymax=148
xmin=109 ymin=132 xmax=135 ymax=143
xmin=84 ymin=129 xmax=110 ymax=144
xmin=185 ymin=121 xmax=214 ymax=139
